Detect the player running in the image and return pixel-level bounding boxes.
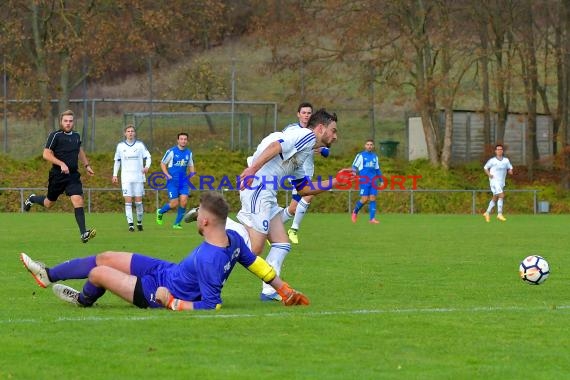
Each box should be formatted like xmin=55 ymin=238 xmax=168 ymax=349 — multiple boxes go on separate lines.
xmin=351 ymin=139 xmax=382 ymax=224
xmin=156 ymin=132 xmax=195 ymax=229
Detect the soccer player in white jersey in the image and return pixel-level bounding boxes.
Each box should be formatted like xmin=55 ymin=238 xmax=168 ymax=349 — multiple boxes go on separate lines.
xmin=280 ymin=102 xmax=330 ymax=244
xmin=238 ymin=109 xmax=355 ymax=301
xmin=483 ymin=144 xmax=513 ymax=222
xmin=112 ymin=125 xmax=151 ymax=231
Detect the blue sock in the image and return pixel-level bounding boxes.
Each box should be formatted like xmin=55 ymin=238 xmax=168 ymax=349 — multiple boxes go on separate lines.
xmin=353 ymin=201 xmax=363 ymax=214
xmin=79 ymin=280 xmax=106 ymax=307
xmin=48 ymin=256 xmax=97 ymax=282
xmin=159 ymin=203 xmax=171 ymax=214
xmin=369 ymin=201 xmax=377 ymax=220
xmin=174 ymin=206 xmax=185 ymax=225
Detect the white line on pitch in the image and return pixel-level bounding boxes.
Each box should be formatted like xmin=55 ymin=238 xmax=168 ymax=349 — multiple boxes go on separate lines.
xmin=1 ymin=304 xmax=570 ymax=325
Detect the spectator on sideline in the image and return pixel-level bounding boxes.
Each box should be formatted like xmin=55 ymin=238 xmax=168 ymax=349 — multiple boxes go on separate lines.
xmin=156 ymin=132 xmax=195 ymax=229
xmin=20 ymin=192 xmax=309 ymax=310
xmin=483 ymin=144 xmax=513 ymax=222
xmin=24 ymin=109 xmax=96 ymax=243
xmin=112 ymin=125 xmax=151 ymax=232
xmin=351 ymin=139 xmax=382 ymax=224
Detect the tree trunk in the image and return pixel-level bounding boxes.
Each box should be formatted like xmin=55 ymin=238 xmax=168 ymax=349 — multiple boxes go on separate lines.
xmin=31 ymin=2 xmax=52 ymax=133
xmin=58 ymin=49 xmax=71 ymax=114
xmin=478 ymin=21 xmax=492 ymax=147
xmin=519 ymin=0 xmax=539 ymax=181
xmin=199 ymin=104 xmax=216 ymax=133
xmin=440 ymin=107 xmax=453 ymax=169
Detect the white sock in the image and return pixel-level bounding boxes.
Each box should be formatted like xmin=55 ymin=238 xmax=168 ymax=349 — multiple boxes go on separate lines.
xmin=262 ymin=243 xmax=291 ymax=295
xmin=135 ymin=202 xmax=143 ymax=223
xmin=497 ymin=198 xmax=504 ymax=214
xmin=486 ymin=200 xmax=496 ymax=214
xmin=125 ymin=202 xmax=133 ymax=224
xmin=281 ymin=207 xmax=294 ymax=223
xmin=291 ymin=199 xmax=310 ymax=230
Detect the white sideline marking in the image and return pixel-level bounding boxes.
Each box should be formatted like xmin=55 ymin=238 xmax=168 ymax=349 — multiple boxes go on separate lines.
xmin=2 ymin=304 xmax=570 ymax=325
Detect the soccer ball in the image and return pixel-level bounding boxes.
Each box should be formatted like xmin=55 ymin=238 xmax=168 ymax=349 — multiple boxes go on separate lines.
xmin=519 ymin=255 xmax=550 ymax=285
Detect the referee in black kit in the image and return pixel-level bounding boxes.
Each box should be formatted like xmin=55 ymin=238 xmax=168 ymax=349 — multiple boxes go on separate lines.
xmin=24 ymin=110 xmax=96 ymax=243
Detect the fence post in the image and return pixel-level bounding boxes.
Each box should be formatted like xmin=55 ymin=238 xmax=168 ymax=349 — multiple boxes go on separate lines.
xmin=410 ymin=190 xmax=414 ymax=214
xmin=87 ymin=188 xmax=91 ymax=213
xmin=472 ymin=190 xmax=476 ymax=215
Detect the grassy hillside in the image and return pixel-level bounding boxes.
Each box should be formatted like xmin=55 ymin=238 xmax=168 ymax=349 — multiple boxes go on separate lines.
xmin=1 ymin=153 xmax=568 ymax=214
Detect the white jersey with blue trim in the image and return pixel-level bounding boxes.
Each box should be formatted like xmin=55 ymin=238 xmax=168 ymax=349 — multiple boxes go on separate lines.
xmin=247 ymin=127 xmax=316 ymax=192
xmin=484 ymin=156 xmax=513 ymax=187
xmin=113 ymin=140 xmax=151 ymax=183
xmin=281 ymin=121 xmax=315 ymax=177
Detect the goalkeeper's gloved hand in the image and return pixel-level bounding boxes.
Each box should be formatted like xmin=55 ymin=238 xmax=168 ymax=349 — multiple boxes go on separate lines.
xmin=156 ymin=286 xmax=186 ymax=311
xmin=276 ymin=282 xmax=310 ymax=306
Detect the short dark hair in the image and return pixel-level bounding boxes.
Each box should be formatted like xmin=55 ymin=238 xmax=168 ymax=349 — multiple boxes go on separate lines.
xmin=178 ymin=132 xmax=189 ymax=139
xmin=298 ymin=102 xmax=313 ymax=112
xmin=199 ymin=191 xmax=229 ymax=221
xmin=307 ymin=108 xmax=337 ymax=129
xmin=495 ymin=144 xmax=504 ymax=150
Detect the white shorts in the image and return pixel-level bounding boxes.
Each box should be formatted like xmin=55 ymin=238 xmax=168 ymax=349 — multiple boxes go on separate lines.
xmin=225 ymin=217 xmax=251 ymax=250
xmin=490 ymin=182 xmax=505 ymax=195
xmin=237 ymin=188 xmax=283 ymax=234
xmin=122 ymin=182 xmax=145 ymax=197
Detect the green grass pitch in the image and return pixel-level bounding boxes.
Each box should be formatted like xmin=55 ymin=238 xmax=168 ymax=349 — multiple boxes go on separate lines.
xmin=1 ymin=212 xmax=569 ymax=379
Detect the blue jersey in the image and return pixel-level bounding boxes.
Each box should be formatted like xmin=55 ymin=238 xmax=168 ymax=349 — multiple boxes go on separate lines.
xmin=161 ymin=146 xmax=193 ymax=195
xmin=139 ymin=230 xmax=257 ymax=310
xmin=352 ymin=151 xmax=381 ymax=179
xmin=161 ymin=146 xmax=193 ymax=179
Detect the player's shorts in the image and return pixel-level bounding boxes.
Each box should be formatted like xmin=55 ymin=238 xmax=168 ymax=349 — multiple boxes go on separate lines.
xmin=359 ymin=183 xmax=378 ymax=197
xmin=130 ymin=253 xmax=175 ymax=309
xmin=225 ymin=217 xmax=252 ymax=249
xmin=121 ymin=182 xmax=145 ymax=197
xmin=167 ymin=179 xmax=190 ymax=199
xmin=490 ymin=181 xmax=505 ymax=195
xmin=47 ymin=170 xmax=83 ymax=201
xmin=237 ymin=188 xmax=283 ymax=234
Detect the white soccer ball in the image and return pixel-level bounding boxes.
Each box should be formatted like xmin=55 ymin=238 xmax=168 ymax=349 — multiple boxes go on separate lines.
xmin=519 ymin=255 xmax=550 ymax=285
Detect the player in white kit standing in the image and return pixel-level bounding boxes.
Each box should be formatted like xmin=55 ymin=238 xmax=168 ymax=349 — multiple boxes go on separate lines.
xmin=112 ymin=125 xmax=152 ymax=231
xmin=483 ymin=144 xmax=513 ymax=222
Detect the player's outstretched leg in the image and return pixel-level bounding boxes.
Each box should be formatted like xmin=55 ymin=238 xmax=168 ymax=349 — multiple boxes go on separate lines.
xmin=20 ymin=253 xmax=52 ymax=288
xmin=183 ymin=207 xmax=199 ymax=223
xmin=53 ymin=284 xmax=81 ymax=306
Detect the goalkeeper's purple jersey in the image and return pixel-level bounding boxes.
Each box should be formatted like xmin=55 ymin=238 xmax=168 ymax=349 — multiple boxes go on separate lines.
xmin=142 ymin=230 xmax=257 ymax=310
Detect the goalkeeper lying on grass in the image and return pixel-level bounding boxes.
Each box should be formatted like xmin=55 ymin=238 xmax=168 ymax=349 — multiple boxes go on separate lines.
xmin=20 ymin=191 xmax=309 ymax=310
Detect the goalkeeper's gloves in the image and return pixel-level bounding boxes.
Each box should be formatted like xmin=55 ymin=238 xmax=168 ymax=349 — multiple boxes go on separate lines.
xmin=156 ymin=286 xmax=187 ymax=311
xmin=276 ymin=282 xmax=310 ymax=306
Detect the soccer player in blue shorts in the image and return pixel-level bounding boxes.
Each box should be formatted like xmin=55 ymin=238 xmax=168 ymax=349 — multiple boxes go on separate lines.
xmin=20 ymin=191 xmax=309 ymax=310
xmin=351 ymin=139 xmax=382 ymax=224
xmin=156 ymin=132 xmax=195 ymax=229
